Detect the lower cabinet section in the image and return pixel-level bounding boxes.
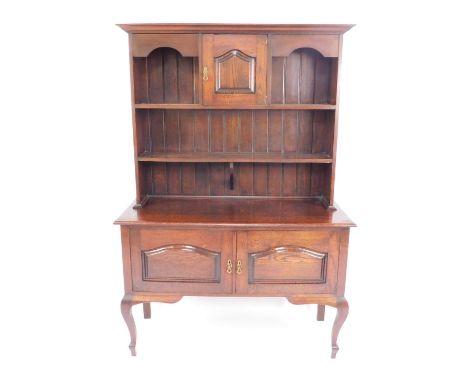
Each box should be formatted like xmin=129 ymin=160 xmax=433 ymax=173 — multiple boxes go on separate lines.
xmin=129 ymin=228 xmax=344 ymax=296
xmin=121 ymin=225 xmax=350 ymax=358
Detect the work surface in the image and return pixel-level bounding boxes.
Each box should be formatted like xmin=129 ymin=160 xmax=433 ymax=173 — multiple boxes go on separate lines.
xmin=115 ymin=197 xmax=355 ymax=228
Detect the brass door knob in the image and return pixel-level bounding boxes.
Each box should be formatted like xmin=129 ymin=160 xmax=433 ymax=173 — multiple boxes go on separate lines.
xmin=226 ymin=259 xmax=233 ymax=274
xmin=203 ymin=66 xmax=208 ymax=81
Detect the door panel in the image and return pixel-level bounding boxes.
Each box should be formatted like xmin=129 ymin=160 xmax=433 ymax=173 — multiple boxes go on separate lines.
xmin=248 ymin=245 xmax=327 ymax=284
xmin=215 ymin=50 xmax=255 ymax=94
xmin=202 ymin=34 xmax=267 ymax=105
xmin=141 ymin=244 xmax=220 ymax=283
xmin=131 ymin=229 xmax=233 ymax=294
xmin=236 ymin=231 xmax=340 ymax=295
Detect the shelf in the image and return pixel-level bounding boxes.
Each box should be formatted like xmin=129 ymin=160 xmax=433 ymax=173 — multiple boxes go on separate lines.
xmin=138 ymin=152 xmax=333 ymax=164
xmin=134 ymin=103 xmax=336 ymax=110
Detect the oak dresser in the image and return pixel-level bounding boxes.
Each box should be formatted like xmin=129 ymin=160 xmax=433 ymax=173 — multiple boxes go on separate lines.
xmin=115 ymin=23 xmax=355 ymax=358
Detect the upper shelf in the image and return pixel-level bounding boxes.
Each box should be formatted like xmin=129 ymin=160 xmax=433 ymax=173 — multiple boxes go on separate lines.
xmin=134 ymin=103 xmax=336 ymax=110
xmin=138 ymin=152 xmax=333 ymax=164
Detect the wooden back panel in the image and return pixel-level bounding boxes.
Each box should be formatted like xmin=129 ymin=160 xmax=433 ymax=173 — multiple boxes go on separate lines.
xmin=136 ymin=109 xmax=334 ymax=155
xmin=133 ymin=48 xmax=199 ymax=104
xmin=271 ymin=49 xmax=337 ymax=105
xmin=139 ymin=162 xmax=330 ymax=198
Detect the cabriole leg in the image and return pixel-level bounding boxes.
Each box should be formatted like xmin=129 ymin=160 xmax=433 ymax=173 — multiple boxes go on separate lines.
xmin=121 ymin=296 xmax=137 ymax=356
xmin=331 ymin=297 xmax=349 ymax=359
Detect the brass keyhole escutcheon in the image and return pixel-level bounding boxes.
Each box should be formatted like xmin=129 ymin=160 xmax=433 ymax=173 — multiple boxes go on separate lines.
xmin=203 ymin=66 xmax=208 ymax=81
xmin=226 ymin=259 xmax=233 ymax=274
xmin=236 ymin=260 xmax=242 ymax=275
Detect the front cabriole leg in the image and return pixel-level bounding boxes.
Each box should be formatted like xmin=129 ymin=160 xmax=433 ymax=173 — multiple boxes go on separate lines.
xmin=331 ymin=297 xmax=349 ymax=359
xmin=121 ymin=294 xmax=183 ymax=356
xmin=121 ymin=295 xmax=138 ymax=356
xmin=286 ymin=295 xmax=349 ymax=358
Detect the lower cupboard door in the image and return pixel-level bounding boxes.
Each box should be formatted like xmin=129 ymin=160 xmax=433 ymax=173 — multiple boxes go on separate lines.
xmin=130 ymin=229 xmax=234 ymax=294
xmin=236 ymin=231 xmax=340 ymax=295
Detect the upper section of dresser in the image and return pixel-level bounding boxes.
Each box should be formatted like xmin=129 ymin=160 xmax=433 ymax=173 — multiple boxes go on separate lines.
xmin=118 ymin=24 xmax=354 ymax=208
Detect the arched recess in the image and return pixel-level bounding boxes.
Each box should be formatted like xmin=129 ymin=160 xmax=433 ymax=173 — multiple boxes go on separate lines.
xmin=271 ymin=47 xmax=337 ymax=104
xmin=133 ymin=47 xmax=198 ymax=103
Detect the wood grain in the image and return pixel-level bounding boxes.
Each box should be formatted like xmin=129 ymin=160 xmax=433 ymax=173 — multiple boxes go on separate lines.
xmin=115 ymin=198 xmax=355 ymax=228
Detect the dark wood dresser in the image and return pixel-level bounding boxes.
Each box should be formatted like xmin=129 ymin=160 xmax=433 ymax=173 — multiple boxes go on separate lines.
xmin=115 ymin=23 xmax=355 ymax=358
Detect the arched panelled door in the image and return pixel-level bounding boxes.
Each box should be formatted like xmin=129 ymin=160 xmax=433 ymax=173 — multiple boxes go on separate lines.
xmin=202 ymin=34 xmax=267 ymax=105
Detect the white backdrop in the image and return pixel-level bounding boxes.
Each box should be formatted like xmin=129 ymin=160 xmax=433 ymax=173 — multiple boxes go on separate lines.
xmin=1 ymin=1 xmax=467 ymax=380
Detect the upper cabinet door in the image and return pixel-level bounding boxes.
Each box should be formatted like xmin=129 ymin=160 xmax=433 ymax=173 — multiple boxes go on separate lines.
xmin=202 ymin=34 xmax=267 ymax=105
